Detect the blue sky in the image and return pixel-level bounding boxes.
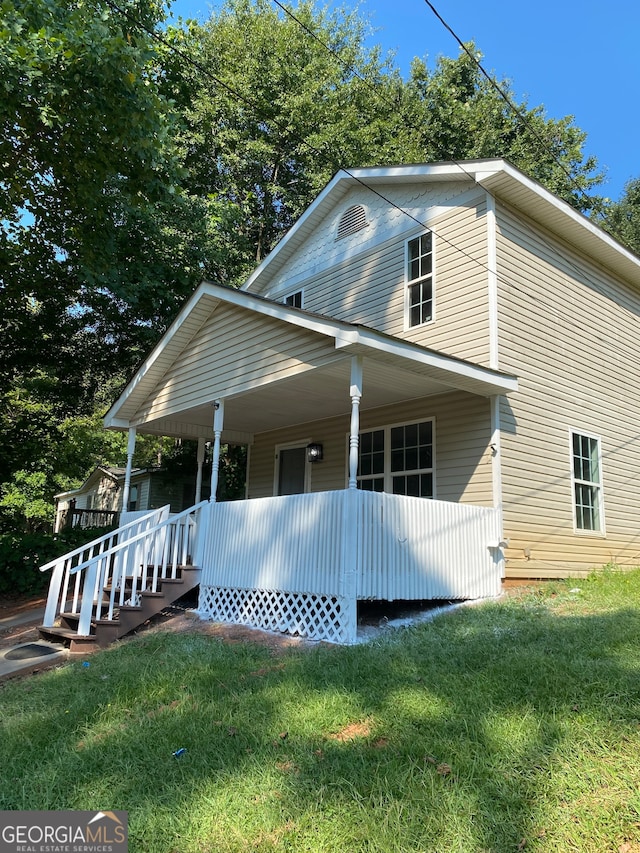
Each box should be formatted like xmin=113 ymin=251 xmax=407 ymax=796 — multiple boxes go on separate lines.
xmin=167 ymin=0 xmax=638 ymax=202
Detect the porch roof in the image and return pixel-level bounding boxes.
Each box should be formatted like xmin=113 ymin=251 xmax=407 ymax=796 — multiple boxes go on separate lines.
xmin=104 ymin=282 xmax=518 ymax=440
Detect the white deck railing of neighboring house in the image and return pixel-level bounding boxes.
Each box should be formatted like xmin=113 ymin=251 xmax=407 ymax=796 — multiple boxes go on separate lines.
xmin=41 ymin=502 xmax=208 ymax=637
xmin=197 ymin=490 xmax=502 ymax=644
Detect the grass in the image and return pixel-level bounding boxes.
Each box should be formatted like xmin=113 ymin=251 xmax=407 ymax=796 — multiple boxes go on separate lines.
xmin=2 ymin=570 xmax=640 ymax=852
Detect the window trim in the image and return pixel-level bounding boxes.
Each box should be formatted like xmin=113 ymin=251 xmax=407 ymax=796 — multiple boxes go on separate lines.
xmin=404 ymin=230 xmax=435 ymax=330
xmin=569 ymin=428 xmax=605 ymax=535
xmin=351 ymin=417 xmax=436 ymax=498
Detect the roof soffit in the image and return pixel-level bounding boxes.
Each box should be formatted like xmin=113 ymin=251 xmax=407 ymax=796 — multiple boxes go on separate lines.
xmin=107 ymin=282 xmax=517 ymax=435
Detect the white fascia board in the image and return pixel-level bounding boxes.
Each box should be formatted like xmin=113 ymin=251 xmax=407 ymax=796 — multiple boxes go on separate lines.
xmin=336 ymin=326 xmax=518 ymax=395
xmin=241 ymin=170 xmax=350 ymax=292
xmin=478 ymin=162 xmax=640 ymax=276
xmin=200 ymin=281 xmax=354 ymax=339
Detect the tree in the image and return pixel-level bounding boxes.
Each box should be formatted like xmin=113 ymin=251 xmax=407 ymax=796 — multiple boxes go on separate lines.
xmin=0 ymin=0 xmax=209 ymax=530
xmin=599 ymin=177 xmax=640 ymax=256
xmin=163 ymin=5 xmax=604 ymax=285
xmin=162 ymin=0 xmax=405 ymax=282
xmin=400 ymin=47 xmax=604 ymax=213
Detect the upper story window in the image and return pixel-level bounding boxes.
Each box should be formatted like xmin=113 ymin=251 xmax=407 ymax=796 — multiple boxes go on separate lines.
xmin=357 ymin=419 xmax=434 ymax=498
xmin=571 ymin=431 xmax=604 ymax=532
xmin=284 ymin=290 xmax=303 ymax=309
xmin=406 ymin=232 xmax=434 ymax=327
xmin=336 ymin=204 xmax=368 ymax=241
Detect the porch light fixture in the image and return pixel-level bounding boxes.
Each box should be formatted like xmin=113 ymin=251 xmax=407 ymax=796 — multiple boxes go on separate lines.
xmin=306 ymin=442 xmax=324 ymax=463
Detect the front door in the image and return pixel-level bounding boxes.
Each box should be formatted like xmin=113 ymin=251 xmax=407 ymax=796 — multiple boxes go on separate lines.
xmin=277 ymin=445 xmax=308 ymax=495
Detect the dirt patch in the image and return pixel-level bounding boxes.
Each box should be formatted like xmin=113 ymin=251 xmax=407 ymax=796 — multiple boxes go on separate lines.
xmin=138 ymin=607 xmax=314 ymax=653
xmin=327 ymin=720 xmax=373 ymax=742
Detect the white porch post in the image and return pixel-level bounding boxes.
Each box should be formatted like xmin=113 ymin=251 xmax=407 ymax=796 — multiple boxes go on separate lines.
xmin=195 ymin=436 xmax=206 ymax=504
xmin=490 ymin=394 xmax=506 ymax=579
xmin=122 ymin=426 xmax=136 ymax=512
xmin=341 ymin=356 xmax=363 ymax=643
xmin=348 ymin=357 xmax=363 ymax=489
xmin=210 ymin=400 xmax=225 ymax=503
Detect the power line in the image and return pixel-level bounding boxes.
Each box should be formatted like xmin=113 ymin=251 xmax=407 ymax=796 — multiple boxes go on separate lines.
xmin=102 ymin=0 xmax=638 ymax=334
xmin=421 ymin=0 xmax=599 ymax=214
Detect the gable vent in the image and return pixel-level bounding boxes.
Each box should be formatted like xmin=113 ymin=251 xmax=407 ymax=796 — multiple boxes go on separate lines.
xmin=336 ymin=204 xmax=368 ymax=240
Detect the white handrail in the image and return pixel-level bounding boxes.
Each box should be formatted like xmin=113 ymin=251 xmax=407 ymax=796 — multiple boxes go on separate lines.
xmin=67 ymin=502 xmax=207 ymax=574
xmin=39 ymin=506 xmax=168 ymax=573
xmin=41 ymin=502 xmax=206 ymax=633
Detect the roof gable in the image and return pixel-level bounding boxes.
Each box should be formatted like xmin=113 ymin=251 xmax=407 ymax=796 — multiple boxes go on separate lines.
xmin=242 ymin=159 xmax=640 ymax=296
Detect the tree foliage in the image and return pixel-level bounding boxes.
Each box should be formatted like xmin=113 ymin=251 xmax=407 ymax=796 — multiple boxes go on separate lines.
xmin=599 ymin=177 xmax=640 ymax=256
xmin=401 ymin=49 xmax=604 ymax=212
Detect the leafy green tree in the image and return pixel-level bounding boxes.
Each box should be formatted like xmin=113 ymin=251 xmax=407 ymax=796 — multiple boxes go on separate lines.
xmin=0 ymin=0 xmax=209 ymax=529
xmin=164 ymin=5 xmax=604 ymax=284
xmin=162 ymin=0 xmax=404 ymax=281
xmin=399 ymin=47 xmax=604 ymax=213
xmin=599 ymin=177 xmax=640 ymax=256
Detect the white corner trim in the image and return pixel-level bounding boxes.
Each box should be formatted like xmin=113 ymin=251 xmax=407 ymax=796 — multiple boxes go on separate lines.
xmin=486 ymin=194 xmax=500 ymax=370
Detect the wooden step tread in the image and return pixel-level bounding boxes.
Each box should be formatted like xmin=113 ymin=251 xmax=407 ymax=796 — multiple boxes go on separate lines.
xmin=38 ymin=625 xmax=94 ymax=641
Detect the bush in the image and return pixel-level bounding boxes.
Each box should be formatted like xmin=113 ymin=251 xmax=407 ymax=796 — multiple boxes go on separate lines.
xmin=0 ymin=527 xmax=115 ymax=597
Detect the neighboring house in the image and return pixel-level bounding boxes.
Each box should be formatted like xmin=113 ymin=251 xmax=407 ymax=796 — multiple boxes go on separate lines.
xmin=43 ymin=159 xmax=640 ymax=645
xmin=54 ymin=465 xmax=203 ymax=531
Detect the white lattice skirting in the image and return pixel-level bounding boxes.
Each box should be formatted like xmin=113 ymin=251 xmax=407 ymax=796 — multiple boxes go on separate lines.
xmin=198 ymin=585 xmax=352 ymax=644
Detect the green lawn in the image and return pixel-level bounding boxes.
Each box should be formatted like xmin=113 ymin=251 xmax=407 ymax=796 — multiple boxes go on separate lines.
xmin=2 ymin=570 xmax=640 ymax=852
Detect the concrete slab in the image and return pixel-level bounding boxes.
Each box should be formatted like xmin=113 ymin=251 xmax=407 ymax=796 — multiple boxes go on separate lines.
xmin=0 ymin=606 xmax=46 ymax=629
xmin=0 ymin=639 xmax=69 ymax=681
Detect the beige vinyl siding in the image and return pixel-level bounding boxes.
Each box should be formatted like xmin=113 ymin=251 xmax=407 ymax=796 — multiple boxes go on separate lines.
xmin=247 ymin=391 xmax=493 ymax=506
xmin=254 ymin=181 xmax=476 ymax=297
xmin=269 ymin=199 xmax=492 ymax=367
xmin=253 ymin=186 xmax=490 ymax=366
xmin=496 ymin=202 xmax=640 ymax=577
xmin=405 ymin=199 xmax=490 ymax=365
xmin=132 ymin=304 xmax=341 ymax=426
xmin=302 ymin=234 xmax=405 ymax=330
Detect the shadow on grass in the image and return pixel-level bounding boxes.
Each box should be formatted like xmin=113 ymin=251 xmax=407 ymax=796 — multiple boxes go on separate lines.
xmin=2 ymin=594 xmax=640 ymax=852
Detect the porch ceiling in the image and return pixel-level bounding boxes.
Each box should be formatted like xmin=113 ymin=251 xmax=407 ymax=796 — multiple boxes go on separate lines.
xmin=137 ymin=349 xmax=504 ymax=439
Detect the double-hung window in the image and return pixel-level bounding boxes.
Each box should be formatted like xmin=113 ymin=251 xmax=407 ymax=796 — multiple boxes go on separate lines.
xmin=357 ymin=420 xmax=434 ymax=498
xmin=406 ymin=232 xmax=434 ymax=327
xmin=571 ymin=431 xmax=603 ymax=532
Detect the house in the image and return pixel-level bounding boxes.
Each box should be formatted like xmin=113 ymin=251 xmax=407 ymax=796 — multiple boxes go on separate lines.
xmin=40 ymin=159 xmax=640 ymax=647
xmin=54 ymin=465 xmax=206 ymax=531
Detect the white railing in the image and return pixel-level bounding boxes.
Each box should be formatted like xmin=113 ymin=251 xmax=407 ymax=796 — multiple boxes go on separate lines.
xmin=198 ymin=490 xmax=502 ymax=643
xmin=41 ymin=502 xmax=207 ymax=636
xmin=356 ymin=491 xmax=502 ymax=600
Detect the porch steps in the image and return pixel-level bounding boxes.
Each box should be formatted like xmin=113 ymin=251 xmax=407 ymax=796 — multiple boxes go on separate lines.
xmin=38 ymin=567 xmax=201 ymax=654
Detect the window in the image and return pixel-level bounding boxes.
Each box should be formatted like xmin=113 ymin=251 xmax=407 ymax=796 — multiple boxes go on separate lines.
xmin=406 ymin=232 xmax=434 ymax=327
xmin=284 ymin=290 xmax=303 ymax=309
xmin=128 ymin=485 xmax=138 ymax=512
xmin=571 ymin=432 xmax=603 ymax=532
xmin=357 ymin=420 xmax=434 ymax=498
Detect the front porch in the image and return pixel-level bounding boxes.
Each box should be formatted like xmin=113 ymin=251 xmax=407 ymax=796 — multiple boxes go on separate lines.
xmin=39 ymin=488 xmax=502 ymax=649
xmin=76 ymin=281 xmax=518 ymax=646
xmin=198 ymin=488 xmax=502 ymax=643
